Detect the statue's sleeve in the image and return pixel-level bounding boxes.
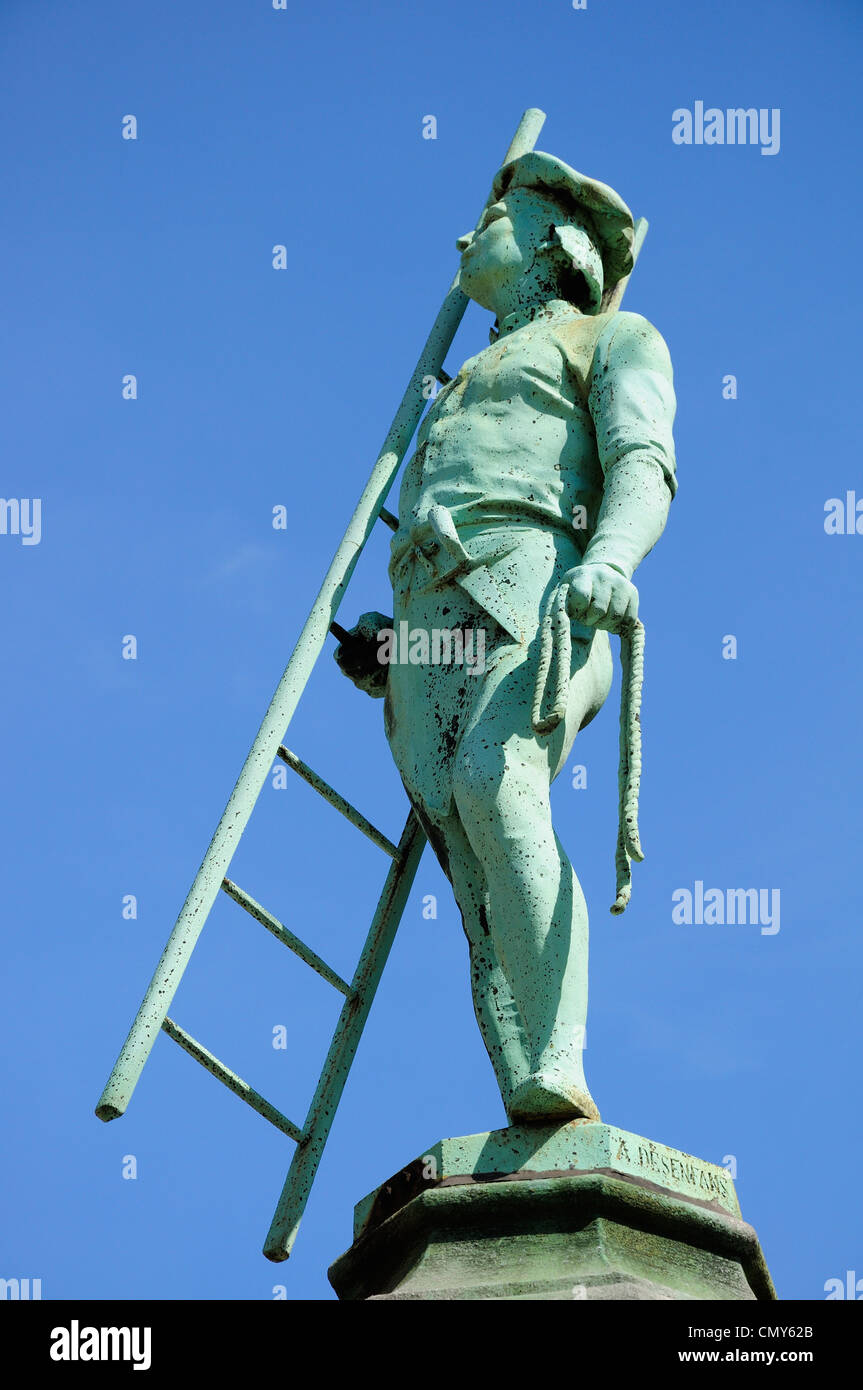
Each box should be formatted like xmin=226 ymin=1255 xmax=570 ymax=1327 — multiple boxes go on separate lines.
xmin=586 ymin=311 xmax=678 ymax=498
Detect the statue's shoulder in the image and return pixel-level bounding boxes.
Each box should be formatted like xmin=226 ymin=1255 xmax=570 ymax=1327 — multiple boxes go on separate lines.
xmin=552 ymin=308 xmax=667 ymax=397
xmin=554 ymin=307 xmax=661 ymax=355
xmin=586 ymin=310 xmax=674 ymax=376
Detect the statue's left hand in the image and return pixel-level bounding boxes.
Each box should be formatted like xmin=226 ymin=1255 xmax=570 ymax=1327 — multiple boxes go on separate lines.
xmin=564 ymin=562 xmax=639 ymax=634
xmin=333 ymin=611 xmax=393 ymax=698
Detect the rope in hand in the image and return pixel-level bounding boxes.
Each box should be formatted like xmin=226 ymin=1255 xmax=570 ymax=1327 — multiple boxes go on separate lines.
xmin=531 ymin=581 xmax=645 ymax=914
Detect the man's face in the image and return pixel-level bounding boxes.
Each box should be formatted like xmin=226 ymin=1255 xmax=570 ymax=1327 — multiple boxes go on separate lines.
xmin=457 ymin=186 xmax=563 ymax=312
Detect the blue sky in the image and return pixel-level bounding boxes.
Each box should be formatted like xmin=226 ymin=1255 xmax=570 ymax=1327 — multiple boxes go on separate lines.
xmin=2 ymin=0 xmax=861 ymax=1300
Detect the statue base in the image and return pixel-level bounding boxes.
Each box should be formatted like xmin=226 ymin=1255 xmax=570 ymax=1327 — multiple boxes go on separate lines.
xmin=328 ymin=1121 xmax=776 ymax=1301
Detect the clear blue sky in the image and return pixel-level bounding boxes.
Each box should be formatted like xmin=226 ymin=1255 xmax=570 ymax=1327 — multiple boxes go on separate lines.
xmin=2 ymin=0 xmax=861 ymax=1301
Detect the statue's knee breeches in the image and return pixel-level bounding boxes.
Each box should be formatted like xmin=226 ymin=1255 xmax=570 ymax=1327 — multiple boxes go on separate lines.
xmin=451 ymin=739 xmax=555 ymax=868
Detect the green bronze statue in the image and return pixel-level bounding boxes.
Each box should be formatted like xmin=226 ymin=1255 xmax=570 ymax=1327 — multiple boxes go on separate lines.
xmin=336 ymin=151 xmax=677 ymax=1127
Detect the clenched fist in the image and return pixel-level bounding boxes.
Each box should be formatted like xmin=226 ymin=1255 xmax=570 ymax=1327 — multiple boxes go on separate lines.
xmin=565 ymin=562 xmax=639 ymax=634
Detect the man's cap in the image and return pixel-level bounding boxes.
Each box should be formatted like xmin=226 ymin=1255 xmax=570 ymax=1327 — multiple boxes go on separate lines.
xmin=491 ymin=150 xmax=636 ymax=292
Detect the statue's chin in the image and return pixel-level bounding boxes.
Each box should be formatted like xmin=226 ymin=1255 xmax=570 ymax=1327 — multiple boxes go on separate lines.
xmin=461 ymin=288 xmax=492 ymax=314
xmin=458 ymin=266 xmax=496 ymax=314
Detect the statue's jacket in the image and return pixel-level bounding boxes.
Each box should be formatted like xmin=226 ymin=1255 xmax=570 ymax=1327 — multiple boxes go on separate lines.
xmin=385 ymin=300 xmax=677 ymax=819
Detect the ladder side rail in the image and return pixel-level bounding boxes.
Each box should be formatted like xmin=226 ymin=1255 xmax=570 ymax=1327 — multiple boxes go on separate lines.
xmin=94 ymin=107 xmax=546 ymax=1125
xmin=263 ymin=811 xmax=426 ymax=1262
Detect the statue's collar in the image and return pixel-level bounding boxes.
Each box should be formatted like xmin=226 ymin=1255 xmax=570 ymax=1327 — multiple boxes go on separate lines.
xmin=496 ymin=298 xmax=581 ymax=339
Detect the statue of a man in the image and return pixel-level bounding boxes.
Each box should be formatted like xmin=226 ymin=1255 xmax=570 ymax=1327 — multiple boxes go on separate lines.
xmin=336 ymin=151 xmax=677 ymax=1125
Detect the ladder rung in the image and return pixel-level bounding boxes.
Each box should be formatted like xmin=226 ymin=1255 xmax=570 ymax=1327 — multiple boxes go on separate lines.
xmin=221 ymin=878 xmax=352 ymax=996
xmin=162 ymin=1018 xmax=303 ymax=1143
xmin=276 ymin=746 xmax=399 ymax=859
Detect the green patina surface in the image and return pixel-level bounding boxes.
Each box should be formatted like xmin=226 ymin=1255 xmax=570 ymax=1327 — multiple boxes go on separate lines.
xmin=337 ymin=140 xmax=676 ymax=1128
xmin=332 ymin=1140 xmax=776 ymax=1301
xmin=353 ymin=1121 xmax=740 ymax=1240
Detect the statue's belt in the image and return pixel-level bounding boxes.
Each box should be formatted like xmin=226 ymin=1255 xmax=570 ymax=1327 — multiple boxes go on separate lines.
xmin=390 ymin=505 xmax=525 ymax=643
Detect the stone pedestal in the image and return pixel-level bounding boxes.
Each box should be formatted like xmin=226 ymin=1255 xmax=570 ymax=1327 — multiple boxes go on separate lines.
xmin=328 ymin=1121 xmax=776 ymax=1301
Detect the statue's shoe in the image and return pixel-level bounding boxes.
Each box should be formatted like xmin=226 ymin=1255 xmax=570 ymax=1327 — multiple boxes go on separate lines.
xmin=507 ymin=1071 xmax=601 ymax=1125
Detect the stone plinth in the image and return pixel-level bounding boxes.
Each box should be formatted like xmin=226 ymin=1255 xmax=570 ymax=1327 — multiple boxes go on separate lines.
xmin=328 ymin=1121 xmax=776 ymax=1301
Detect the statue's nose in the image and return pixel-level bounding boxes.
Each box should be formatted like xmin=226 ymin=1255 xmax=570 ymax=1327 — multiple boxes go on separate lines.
xmin=456 ymin=232 xmax=473 ymax=253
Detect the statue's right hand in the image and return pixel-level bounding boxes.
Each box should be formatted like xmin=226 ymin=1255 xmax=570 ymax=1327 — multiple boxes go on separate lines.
xmin=333 ymin=612 xmax=393 ymax=698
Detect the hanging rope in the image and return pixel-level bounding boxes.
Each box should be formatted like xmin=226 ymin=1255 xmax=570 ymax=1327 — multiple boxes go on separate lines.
xmin=531 ymin=581 xmax=572 ymax=736
xmin=532 ymin=584 xmax=645 ymax=914
xmin=611 ymin=617 xmax=645 ymax=915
